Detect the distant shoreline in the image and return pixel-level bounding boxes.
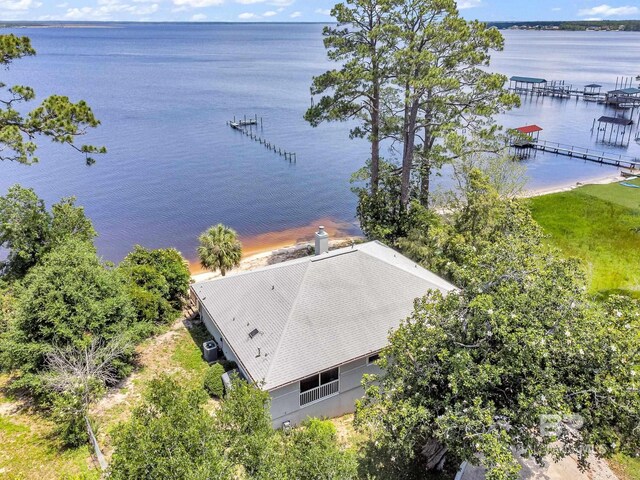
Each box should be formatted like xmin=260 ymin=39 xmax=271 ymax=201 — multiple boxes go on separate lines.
xmin=1 ymin=21 xmax=639 ymax=32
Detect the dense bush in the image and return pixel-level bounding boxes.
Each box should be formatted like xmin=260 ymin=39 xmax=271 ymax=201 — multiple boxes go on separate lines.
xmin=51 ymin=391 xmax=87 ymax=448
xmin=217 ymin=359 xmax=237 ymax=372
xmin=2 ymin=237 xmax=133 ymax=376
xmin=109 ymin=375 xmax=229 ymax=479
xmin=119 ymin=246 xmax=191 ymax=328
xmin=203 ymin=362 xmax=226 ymax=398
xmin=0 ymin=185 xmax=96 ymax=279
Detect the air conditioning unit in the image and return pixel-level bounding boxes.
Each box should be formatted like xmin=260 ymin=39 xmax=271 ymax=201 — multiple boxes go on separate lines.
xmin=202 ymin=340 xmax=219 ymax=362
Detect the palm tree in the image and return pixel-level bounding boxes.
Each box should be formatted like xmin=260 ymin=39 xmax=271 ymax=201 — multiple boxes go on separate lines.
xmin=197 ymin=224 xmax=242 ymax=276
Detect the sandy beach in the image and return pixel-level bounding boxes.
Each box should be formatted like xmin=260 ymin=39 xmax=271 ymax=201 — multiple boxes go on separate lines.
xmin=520 ymin=171 xmax=626 ymax=198
xmin=190 ymin=171 xmax=630 ymax=282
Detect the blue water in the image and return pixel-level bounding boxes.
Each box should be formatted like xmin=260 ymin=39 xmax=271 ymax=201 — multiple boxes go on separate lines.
xmin=0 ymin=24 xmax=639 ymax=263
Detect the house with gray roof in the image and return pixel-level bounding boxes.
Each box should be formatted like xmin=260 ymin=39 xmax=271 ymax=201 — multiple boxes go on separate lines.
xmin=191 ymin=228 xmax=456 ymax=428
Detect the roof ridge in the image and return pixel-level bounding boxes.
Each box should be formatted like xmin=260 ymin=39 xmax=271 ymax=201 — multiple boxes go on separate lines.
xmin=262 ymin=260 xmax=313 ymax=385
xmin=193 ymin=242 xmax=375 ymax=287
xmin=358 ymin=243 xmax=456 ymax=289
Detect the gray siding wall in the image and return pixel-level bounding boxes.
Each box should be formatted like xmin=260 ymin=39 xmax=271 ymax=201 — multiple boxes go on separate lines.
xmin=269 ymin=356 xmax=381 ymax=428
xmin=199 ymin=301 xmax=248 ymax=378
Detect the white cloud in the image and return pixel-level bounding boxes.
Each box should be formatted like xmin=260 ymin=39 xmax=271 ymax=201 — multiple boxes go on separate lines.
xmin=458 ymin=0 xmax=481 ymax=9
xmin=578 ymin=4 xmax=639 ymax=17
xmin=269 ymin=0 xmax=293 ymax=5
xmin=56 ymin=1 xmax=68 ymax=7
xmin=173 ymin=0 xmax=224 ymax=7
xmin=0 ymin=0 xmax=36 ymax=11
xmin=551 ymin=7 xmax=561 ymax=11
xmin=191 ymin=12 xmax=206 ymax=20
xmin=64 ymin=0 xmax=159 ymax=20
xmin=235 ymin=0 xmax=263 ymax=3
xmin=263 ymin=10 xmax=276 ymax=16
xmin=314 ymin=8 xmax=330 ymax=15
xmin=289 ymin=10 xmax=300 ymax=18
xmin=238 ymin=11 xmax=258 ymax=19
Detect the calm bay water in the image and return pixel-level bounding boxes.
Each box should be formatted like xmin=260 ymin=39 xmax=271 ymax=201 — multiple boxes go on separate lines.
xmin=0 ymin=24 xmax=639 ymax=264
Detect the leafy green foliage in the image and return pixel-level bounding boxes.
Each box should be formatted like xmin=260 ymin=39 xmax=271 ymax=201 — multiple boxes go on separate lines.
xmin=109 ymin=375 xmax=230 ymax=480
xmin=215 ymin=376 xmax=274 ymax=476
xmin=120 ymin=245 xmax=190 ymax=310
xmin=119 ymin=246 xmax=190 ymax=326
xmin=357 ymin=170 xmax=640 ymax=479
xmin=49 ymin=196 xmax=96 ymax=246
xmin=51 ymin=390 xmax=88 ymax=448
xmin=283 ymin=418 xmax=358 ymax=479
xmin=119 ymin=263 xmax=174 ymax=325
xmin=197 ymin=224 xmax=242 ymax=276
xmin=110 ymin=374 xmax=356 ymax=479
xmin=2 ymin=238 xmax=133 ymax=375
xmin=0 ymin=185 xmax=50 ymax=277
xmin=0 ymin=34 xmax=105 ymax=165
xmin=0 ymin=185 xmax=96 ymax=279
xmin=203 ymin=362 xmax=225 ymax=398
xmin=353 ymin=161 xmax=437 ymax=245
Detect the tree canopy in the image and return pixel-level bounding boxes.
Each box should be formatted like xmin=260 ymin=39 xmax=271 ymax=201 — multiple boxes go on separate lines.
xmin=0 ymin=185 xmax=96 ymax=278
xmin=109 ymin=375 xmax=357 ymax=479
xmin=0 ymin=34 xmax=105 ymax=165
xmin=2 ymin=237 xmax=133 ymax=375
xmin=309 ymin=0 xmax=518 ymax=213
xmin=355 ymin=170 xmax=640 ymax=479
xmin=197 ymin=224 xmax=242 ymax=276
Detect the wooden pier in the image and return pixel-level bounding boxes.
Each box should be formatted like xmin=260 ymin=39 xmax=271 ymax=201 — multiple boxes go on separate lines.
xmin=227 ymin=115 xmax=297 ymax=162
xmin=514 ymin=139 xmax=640 ymax=170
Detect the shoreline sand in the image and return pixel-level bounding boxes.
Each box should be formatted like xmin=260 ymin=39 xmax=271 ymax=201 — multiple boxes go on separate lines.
xmin=190 ymin=172 xmax=629 ymax=281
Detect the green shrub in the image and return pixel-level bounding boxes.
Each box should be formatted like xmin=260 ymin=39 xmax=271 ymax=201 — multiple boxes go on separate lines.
xmin=217 ymin=360 xmax=237 ymax=372
xmin=51 ymin=392 xmax=87 ymax=448
xmin=203 ymin=363 xmax=225 ymax=398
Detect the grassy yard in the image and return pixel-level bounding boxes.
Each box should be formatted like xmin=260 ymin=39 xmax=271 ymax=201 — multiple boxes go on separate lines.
xmin=0 ymin=374 xmax=99 ymax=479
xmin=0 ymin=319 xmax=213 ymax=479
xmin=529 ymin=178 xmax=640 ymax=297
xmin=529 ymin=178 xmax=640 ymax=478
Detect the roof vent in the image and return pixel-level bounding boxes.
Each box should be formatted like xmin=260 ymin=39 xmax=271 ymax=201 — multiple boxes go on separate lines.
xmin=249 ymin=328 xmax=259 ymax=339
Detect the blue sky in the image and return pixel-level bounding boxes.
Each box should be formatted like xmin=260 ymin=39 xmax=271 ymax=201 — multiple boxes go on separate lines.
xmin=1 ymin=0 xmax=638 ymax=23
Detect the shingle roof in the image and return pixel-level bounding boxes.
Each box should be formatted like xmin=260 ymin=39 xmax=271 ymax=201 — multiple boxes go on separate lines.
xmin=192 ymin=241 xmax=456 ymax=390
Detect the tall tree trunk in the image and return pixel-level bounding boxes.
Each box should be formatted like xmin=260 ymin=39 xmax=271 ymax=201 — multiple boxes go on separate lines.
xmin=419 ymin=132 xmax=436 ymax=207
xmin=371 ymin=78 xmax=380 ymax=194
xmin=401 ymin=98 xmax=420 ymax=207
xmin=421 ymin=437 xmax=448 ymax=471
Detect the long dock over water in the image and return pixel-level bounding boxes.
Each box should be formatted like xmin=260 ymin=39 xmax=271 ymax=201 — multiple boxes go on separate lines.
xmin=515 ymin=139 xmax=640 ymax=170
xmin=227 ymin=114 xmax=297 ymax=162
xmin=508 ymin=76 xmax=640 ymax=106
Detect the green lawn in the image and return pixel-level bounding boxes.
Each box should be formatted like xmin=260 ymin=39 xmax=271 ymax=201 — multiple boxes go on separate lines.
xmin=0 ymin=376 xmax=99 ymax=480
xmin=529 ymin=179 xmax=640 ymax=297
xmin=0 ymin=321 xmax=213 ymax=480
xmin=529 ymin=179 xmax=640 ymax=478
